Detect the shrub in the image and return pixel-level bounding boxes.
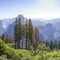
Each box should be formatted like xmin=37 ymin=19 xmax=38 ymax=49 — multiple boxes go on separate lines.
xmin=0 ymin=39 xmax=24 ymax=60
xmin=6 ymin=43 xmax=14 ymax=48
xmin=0 ymin=39 xmax=6 ymax=55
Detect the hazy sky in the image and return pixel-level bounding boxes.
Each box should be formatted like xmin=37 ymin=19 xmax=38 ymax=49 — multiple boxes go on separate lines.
xmin=0 ymin=0 xmax=60 ymax=19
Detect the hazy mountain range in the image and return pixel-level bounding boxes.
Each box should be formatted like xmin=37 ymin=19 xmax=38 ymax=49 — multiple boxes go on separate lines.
xmin=0 ymin=15 xmax=60 ymax=41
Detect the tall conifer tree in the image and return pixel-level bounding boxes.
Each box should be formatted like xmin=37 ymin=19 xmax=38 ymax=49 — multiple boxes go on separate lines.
xmin=34 ymin=27 xmax=40 ymax=49
xmin=28 ymin=19 xmax=34 ymax=48
xmin=24 ymin=19 xmax=29 ymax=49
xmin=14 ymin=18 xmax=22 ymax=48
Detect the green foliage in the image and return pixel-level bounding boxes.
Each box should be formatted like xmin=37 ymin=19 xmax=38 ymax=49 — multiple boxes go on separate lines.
xmin=1 ymin=39 xmax=60 ymax=60
xmin=0 ymin=39 xmax=24 ymax=60
xmin=0 ymin=39 xmax=6 ymax=55
xmin=6 ymin=43 xmax=14 ymax=48
xmin=24 ymin=19 xmax=29 ymax=49
xmin=14 ymin=18 xmax=22 ymax=48
xmin=14 ymin=18 xmax=39 ymax=49
xmin=28 ymin=19 xmax=34 ymax=46
xmin=38 ymin=42 xmax=50 ymax=51
xmin=1 ymin=34 xmax=5 ymax=41
xmin=24 ymin=19 xmax=34 ymax=49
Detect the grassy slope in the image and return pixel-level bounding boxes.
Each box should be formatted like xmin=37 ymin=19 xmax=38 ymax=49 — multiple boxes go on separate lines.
xmin=0 ymin=39 xmax=60 ymax=60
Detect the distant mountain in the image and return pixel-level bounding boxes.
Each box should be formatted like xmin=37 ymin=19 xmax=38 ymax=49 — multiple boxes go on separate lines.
xmin=4 ymin=15 xmax=25 ymax=38
xmin=4 ymin=17 xmax=46 ymax=38
xmin=0 ymin=20 xmax=7 ymax=36
xmin=0 ymin=15 xmax=60 ymax=41
xmin=32 ymin=19 xmax=46 ymax=27
xmin=0 ymin=18 xmax=16 ymax=36
xmin=38 ymin=23 xmax=54 ymax=41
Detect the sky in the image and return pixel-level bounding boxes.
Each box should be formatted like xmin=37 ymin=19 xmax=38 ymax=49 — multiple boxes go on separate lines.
xmin=0 ymin=0 xmax=60 ymax=20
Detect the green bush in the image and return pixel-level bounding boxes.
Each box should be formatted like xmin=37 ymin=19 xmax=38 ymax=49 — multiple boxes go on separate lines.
xmin=6 ymin=43 xmax=14 ymax=48
xmin=1 ymin=39 xmax=60 ymax=60
xmin=0 ymin=39 xmax=24 ymax=60
xmin=0 ymin=39 xmax=6 ymax=55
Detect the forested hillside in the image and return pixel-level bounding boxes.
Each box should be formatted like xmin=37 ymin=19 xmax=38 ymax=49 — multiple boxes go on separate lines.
xmin=0 ymin=18 xmax=60 ymax=60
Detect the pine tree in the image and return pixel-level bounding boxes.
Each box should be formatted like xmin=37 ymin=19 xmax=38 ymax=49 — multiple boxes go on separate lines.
xmin=14 ymin=18 xmax=22 ymax=48
xmin=58 ymin=41 xmax=60 ymax=49
xmin=18 ymin=18 xmax=22 ymax=48
xmin=21 ymin=25 xmax=24 ymax=48
xmin=46 ymin=40 xmax=49 ymax=47
xmin=14 ymin=18 xmax=19 ymax=48
xmin=28 ymin=19 xmax=34 ymax=48
xmin=49 ymin=40 xmax=53 ymax=50
xmin=34 ymin=27 xmax=40 ymax=49
xmin=54 ymin=40 xmax=58 ymax=50
xmin=24 ymin=19 xmax=29 ymax=49
xmin=2 ymin=33 xmax=5 ymax=41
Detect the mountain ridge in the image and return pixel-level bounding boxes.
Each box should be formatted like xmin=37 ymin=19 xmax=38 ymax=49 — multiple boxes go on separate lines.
xmin=0 ymin=15 xmax=60 ymax=41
